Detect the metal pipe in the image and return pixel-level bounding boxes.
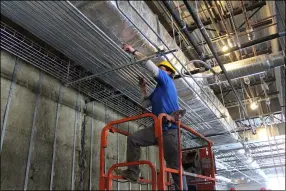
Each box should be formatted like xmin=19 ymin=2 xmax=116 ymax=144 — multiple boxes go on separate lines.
xmin=214 ymin=1 xmax=230 ymax=35
xmin=71 ymin=92 xmax=80 ymax=191
xmin=50 ymin=83 xmax=63 ymax=190
xmin=216 ymin=32 xmax=286 ymax=56
xmin=116 ymin=117 xmax=120 ymax=190
xmin=65 ymin=49 xmax=177 ymax=86
xmin=89 ymin=102 xmax=94 ymax=190
xmin=80 ymin=102 xmax=87 ymax=191
xmin=177 ymin=120 xmax=183 ymax=189
xmin=24 ymin=71 xmax=42 ymax=191
xmin=207 ymin=51 xmax=285 ymax=84
xmin=161 ymin=1 xmax=205 ymax=60
xmin=127 ymin=122 xmax=132 ymax=190
xmin=1 ymin=58 xmax=19 ymax=151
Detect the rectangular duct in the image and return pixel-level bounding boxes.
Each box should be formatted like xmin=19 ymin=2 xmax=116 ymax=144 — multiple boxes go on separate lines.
xmin=1 ymin=1 xmax=240 ymax=146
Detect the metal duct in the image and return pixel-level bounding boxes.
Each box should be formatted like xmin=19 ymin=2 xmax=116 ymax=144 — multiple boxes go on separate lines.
xmin=235 ymin=149 xmax=268 ymax=180
xmin=207 ymin=51 xmax=285 ymax=85
xmin=73 ymin=1 xmax=242 ymax=144
xmin=72 ymin=1 xmax=196 ymax=72
xmin=174 ymin=77 xmax=239 ymax=144
xmin=1 ymin=1 xmax=239 ymax=145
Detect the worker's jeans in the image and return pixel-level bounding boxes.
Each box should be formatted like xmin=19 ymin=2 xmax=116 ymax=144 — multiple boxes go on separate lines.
xmin=127 ymin=127 xmax=188 ymax=190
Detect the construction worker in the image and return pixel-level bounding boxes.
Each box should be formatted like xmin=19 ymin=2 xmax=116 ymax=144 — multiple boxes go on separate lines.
xmin=115 ymin=44 xmax=188 ymax=190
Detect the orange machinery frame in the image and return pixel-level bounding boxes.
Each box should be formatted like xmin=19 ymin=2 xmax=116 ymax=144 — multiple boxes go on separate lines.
xmin=99 ymin=113 xmax=216 ymax=190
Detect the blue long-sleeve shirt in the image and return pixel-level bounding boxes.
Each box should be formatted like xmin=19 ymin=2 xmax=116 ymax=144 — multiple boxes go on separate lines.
xmin=149 ymin=69 xmax=179 ymax=130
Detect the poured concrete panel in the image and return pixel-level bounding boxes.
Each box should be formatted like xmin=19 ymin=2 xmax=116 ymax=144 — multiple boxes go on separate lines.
xmin=1 ymin=50 xmax=157 ymax=190
xmin=1 ymin=78 xmax=11 ymax=130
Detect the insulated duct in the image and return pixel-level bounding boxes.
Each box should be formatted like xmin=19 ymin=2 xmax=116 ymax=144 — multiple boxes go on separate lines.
xmin=207 ymin=51 xmax=285 ymax=85
xmin=73 ymin=1 xmax=240 ymax=144
xmin=71 ymin=1 xmax=196 ymax=73
xmin=235 ymin=149 xmax=268 ymax=180
xmin=1 ymin=1 xmax=239 ymax=145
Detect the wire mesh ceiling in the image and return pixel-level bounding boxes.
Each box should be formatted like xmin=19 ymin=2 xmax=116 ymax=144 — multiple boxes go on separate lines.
xmin=0 ymin=1 xmax=243 ymax=147
xmin=1 ymin=21 xmax=204 ymax=148
xmin=0 ymin=21 xmax=150 ymax=125
xmin=1 ymin=0 xmax=284 ymax=182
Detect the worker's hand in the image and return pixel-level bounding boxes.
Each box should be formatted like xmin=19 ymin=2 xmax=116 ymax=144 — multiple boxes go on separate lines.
xmin=138 ymin=77 xmax=146 ymax=88
xmin=122 ymin=44 xmax=135 ymax=54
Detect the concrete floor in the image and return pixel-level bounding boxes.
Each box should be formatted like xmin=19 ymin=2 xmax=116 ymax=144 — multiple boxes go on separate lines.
xmin=1 ymin=50 xmax=156 ymax=190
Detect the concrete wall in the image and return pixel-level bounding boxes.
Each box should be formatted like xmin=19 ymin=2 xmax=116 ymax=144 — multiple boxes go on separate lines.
xmin=1 ymin=50 xmax=154 ymax=190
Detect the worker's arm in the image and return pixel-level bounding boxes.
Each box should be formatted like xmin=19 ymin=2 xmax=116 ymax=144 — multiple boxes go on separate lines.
xmin=122 ymin=44 xmax=159 ymax=77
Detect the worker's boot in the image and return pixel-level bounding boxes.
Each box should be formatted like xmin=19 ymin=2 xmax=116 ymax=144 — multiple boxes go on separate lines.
xmin=114 ymin=169 xmax=139 ymax=183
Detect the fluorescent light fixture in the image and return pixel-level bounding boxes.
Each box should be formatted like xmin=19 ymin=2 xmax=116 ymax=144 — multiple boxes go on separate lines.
xmin=250 ymin=101 xmax=259 ymax=110
xmin=258 ymin=128 xmax=268 ymax=141
xmin=222 ymin=45 xmax=230 ymax=56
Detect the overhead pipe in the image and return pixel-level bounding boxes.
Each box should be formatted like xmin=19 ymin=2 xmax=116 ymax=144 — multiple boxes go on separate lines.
xmin=161 ymin=1 xmax=205 ymax=60
xmin=161 ymin=1 xmax=218 ymax=74
xmin=207 ymin=51 xmax=285 ymax=84
xmin=170 ymin=1 xmax=267 ymax=36
xmin=182 ymin=0 xmax=257 ymax=135
xmin=216 ymin=32 xmax=286 ymax=57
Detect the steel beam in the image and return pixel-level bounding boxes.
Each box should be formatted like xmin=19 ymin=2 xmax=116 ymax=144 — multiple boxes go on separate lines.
xmin=235 ymin=111 xmax=283 ymax=123
xmin=180 ymin=18 xmax=275 ymax=52
xmin=169 ymin=1 xmax=266 ymax=36
xmin=216 ymin=142 xmax=285 ymax=154
xmin=222 ymin=153 xmax=285 ymax=163
xmin=251 ymin=148 xmax=286 ymax=155
xmin=217 ymin=164 xmax=285 ymax=172
xmin=213 ymin=77 xmax=276 ymax=95
xmin=225 ymin=91 xmax=280 ymax=109
xmin=216 ymin=32 xmax=286 ymax=57
xmin=89 ymin=102 xmax=94 ymax=190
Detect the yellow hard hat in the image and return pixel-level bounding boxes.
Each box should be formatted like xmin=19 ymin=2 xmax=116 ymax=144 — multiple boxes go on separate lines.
xmin=157 ymin=60 xmax=176 ymax=74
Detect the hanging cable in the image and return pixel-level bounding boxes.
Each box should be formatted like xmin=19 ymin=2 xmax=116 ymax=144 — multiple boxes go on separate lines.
xmin=217 ymin=75 xmax=226 ymax=107
xmin=260 ymin=76 xmax=285 ymax=178
xmin=80 ymin=100 xmax=87 ymax=191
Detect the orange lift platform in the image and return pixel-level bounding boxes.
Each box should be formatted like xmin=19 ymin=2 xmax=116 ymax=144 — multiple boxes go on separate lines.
xmin=99 ymin=112 xmax=216 ymax=190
